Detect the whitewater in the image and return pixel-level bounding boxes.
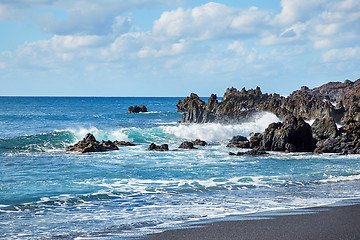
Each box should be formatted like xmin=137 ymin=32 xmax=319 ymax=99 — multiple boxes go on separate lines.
xmin=1 ymin=97 xmax=360 ymax=239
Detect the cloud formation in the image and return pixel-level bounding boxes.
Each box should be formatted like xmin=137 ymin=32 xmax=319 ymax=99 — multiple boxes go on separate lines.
xmin=1 ymin=0 xmax=360 ymax=96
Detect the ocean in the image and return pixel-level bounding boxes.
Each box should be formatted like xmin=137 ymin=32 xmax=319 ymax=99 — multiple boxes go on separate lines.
xmin=1 ymin=97 xmax=360 ymax=239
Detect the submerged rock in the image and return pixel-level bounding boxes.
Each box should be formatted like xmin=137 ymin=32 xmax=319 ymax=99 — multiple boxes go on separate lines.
xmin=67 ymin=133 xmax=119 ymax=153
xmin=148 ymin=143 xmax=169 ymax=151
xmin=229 ymin=149 xmax=268 ymax=156
xmin=128 ymin=105 xmax=148 ymax=113
xmin=113 ymin=140 xmax=136 ymax=147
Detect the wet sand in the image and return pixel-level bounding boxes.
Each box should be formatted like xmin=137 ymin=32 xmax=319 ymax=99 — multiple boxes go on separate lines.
xmin=146 ymin=204 xmax=360 ymax=240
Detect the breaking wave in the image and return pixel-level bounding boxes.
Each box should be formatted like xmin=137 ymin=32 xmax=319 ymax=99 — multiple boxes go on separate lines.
xmin=162 ymin=112 xmax=280 ymax=142
xmin=0 ymin=112 xmax=280 ymax=152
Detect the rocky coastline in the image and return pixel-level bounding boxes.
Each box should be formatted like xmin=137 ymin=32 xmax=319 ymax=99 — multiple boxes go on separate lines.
xmin=178 ymin=78 xmax=360 ymax=155
xmin=67 ymin=78 xmax=360 ymax=155
xmin=177 ymin=79 xmax=360 ymax=124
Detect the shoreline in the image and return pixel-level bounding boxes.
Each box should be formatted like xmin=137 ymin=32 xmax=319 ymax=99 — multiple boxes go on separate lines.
xmin=145 ymin=199 xmax=360 ymax=240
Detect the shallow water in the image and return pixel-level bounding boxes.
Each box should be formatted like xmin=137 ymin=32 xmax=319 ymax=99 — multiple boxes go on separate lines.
xmin=1 ymin=97 xmax=360 ymax=239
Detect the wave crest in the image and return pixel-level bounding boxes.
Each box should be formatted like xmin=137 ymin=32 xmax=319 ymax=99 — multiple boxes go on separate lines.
xmin=162 ymin=112 xmax=280 ymax=143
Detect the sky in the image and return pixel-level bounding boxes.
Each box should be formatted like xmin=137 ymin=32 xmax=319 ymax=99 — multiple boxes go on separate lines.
xmin=0 ymin=0 xmax=360 ymax=97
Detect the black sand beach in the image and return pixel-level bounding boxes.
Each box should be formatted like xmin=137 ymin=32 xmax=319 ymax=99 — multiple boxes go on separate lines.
xmin=147 ymin=203 xmax=360 ymax=240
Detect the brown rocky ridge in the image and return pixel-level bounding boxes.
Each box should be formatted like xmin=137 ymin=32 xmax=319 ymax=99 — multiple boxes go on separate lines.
xmin=177 ymin=78 xmax=360 ymax=124
xmin=177 ymin=78 xmax=360 ymax=154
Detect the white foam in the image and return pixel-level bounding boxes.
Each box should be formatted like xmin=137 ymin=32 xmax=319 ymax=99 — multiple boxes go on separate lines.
xmin=317 ymin=174 xmax=360 ymax=183
xmin=162 ymin=112 xmax=280 ymax=143
xmin=68 ymin=127 xmax=132 ymax=142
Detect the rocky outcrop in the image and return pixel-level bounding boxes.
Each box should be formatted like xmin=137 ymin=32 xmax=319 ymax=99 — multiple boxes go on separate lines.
xmin=227 ymin=114 xmax=360 ymax=155
xmin=67 ymin=133 xmax=119 ymax=153
xmin=113 ymin=141 xmax=136 ymax=147
xmin=128 ymin=105 xmax=148 ymax=113
xmin=192 ymin=139 xmax=208 ymax=146
xmin=178 ymin=141 xmax=197 ymax=149
xmin=148 ymin=143 xmax=169 ymax=151
xmin=229 ymin=149 xmax=268 ymax=156
xmin=177 ymin=79 xmax=360 ymax=124
xmin=310 ymin=79 xmax=360 ymax=103
xmin=255 ymin=115 xmax=315 ymax=152
xmin=311 ymin=117 xmax=338 ymax=140
xmin=226 ymin=135 xmax=250 ymax=148
xmin=314 ymin=120 xmax=360 ymax=154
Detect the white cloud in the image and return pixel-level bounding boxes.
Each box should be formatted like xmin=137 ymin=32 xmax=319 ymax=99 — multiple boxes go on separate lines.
xmin=322 ymin=47 xmax=360 ymax=62
xmin=274 ymin=0 xmax=327 ymax=25
xmin=1 ymin=0 xmax=360 ymax=96
xmin=153 ymin=2 xmax=271 ymax=41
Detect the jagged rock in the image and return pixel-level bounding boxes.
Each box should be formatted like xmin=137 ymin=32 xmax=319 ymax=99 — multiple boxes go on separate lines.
xmin=178 ymin=141 xmax=197 ymax=149
xmin=177 ymin=93 xmax=207 ymax=123
xmin=113 ymin=140 xmax=136 ymax=147
xmin=128 ymin=105 xmax=148 ymax=113
xmin=148 ymin=143 xmax=169 ymax=151
xmin=192 ymin=139 xmax=208 ymax=146
xmin=177 ymin=79 xmax=360 ymax=124
xmin=314 ymin=138 xmax=340 ymax=153
xmin=229 ymin=149 xmax=268 ymax=156
xmin=67 ymin=133 xmax=119 ymax=153
xmin=257 ymin=115 xmax=315 ymax=152
xmin=226 ymin=135 xmax=250 ymax=148
xmin=249 ymin=132 xmax=262 ymax=149
xmin=311 ymin=117 xmax=338 ymax=140
xmin=313 ymin=119 xmax=360 ymax=154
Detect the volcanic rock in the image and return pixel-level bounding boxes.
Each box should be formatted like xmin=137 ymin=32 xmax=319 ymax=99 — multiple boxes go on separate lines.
xmin=178 ymin=141 xmax=197 ymax=149
xmin=311 ymin=117 xmax=338 ymax=140
xmin=177 ymin=79 xmax=360 ymax=124
xmin=67 ymin=133 xmax=119 ymax=153
xmin=148 ymin=143 xmax=169 ymax=151
xmin=113 ymin=140 xmax=136 ymax=147
xmin=249 ymin=132 xmax=262 ymax=149
xmin=128 ymin=105 xmax=148 ymax=113
xmin=257 ymin=115 xmax=315 ymax=152
xmin=226 ymin=135 xmax=250 ymax=148
xmin=229 ymin=149 xmax=268 ymax=156
xmin=192 ymin=139 xmax=208 ymax=146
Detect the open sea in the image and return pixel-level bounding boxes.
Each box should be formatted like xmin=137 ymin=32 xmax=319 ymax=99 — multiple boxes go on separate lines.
xmin=1 ymin=97 xmax=360 ymax=239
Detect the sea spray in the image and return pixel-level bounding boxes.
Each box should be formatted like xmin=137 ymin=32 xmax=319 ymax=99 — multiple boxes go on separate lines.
xmin=162 ymin=112 xmax=280 ymax=143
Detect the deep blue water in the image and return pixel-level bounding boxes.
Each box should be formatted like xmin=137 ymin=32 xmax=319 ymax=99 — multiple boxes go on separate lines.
xmin=1 ymin=97 xmax=360 ymax=239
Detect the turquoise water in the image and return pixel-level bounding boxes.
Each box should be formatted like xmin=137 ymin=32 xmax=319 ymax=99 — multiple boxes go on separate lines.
xmin=1 ymin=97 xmax=360 ymax=239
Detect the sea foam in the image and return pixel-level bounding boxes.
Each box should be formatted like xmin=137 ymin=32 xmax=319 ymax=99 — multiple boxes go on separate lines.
xmin=162 ymin=112 xmax=280 ymax=143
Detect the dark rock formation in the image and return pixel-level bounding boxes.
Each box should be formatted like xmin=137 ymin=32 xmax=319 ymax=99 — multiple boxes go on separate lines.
xmin=249 ymin=133 xmax=262 ymax=149
xmin=192 ymin=139 xmax=208 ymax=146
xmin=128 ymin=105 xmax=148 ymax=113
xmin=148 ymin=143 xmax=169 ymax=151
xmin=177 ymin=79 xmax=360 ymax=124
xmin=229 ymin=149 xmax=268 ymax=156
xmin=67 ymin=133 xmax=119 ymax=153
xmin=314 ymin=120 xmax=360 ymax=154
xmin=311 ymin=117 xmax=338 ymax=140
xmin=255 ymin=115 xmax=315 ymax=153
xmin=113 ymin=141 xmax=136 ymax=147
xmin=226 ymin=135 xmax=250 ymax=148
xmin=310 ymin=79 xmax=360 ymax=103
xmin=178 ymin=141 xmax=197 ymax=149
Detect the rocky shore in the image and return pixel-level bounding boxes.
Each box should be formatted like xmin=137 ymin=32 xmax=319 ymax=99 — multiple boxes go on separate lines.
xmin=177 ymin=79 xmax=360 ymax=124
xmin=67 ymin=78 xmax=360 ymax=155
xmin=178 ymin=79 xmax=360 ymax=155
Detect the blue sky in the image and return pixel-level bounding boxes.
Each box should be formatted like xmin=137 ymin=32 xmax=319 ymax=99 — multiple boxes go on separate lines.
xmin=0 ymin=0 xmax=360 ymax=96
